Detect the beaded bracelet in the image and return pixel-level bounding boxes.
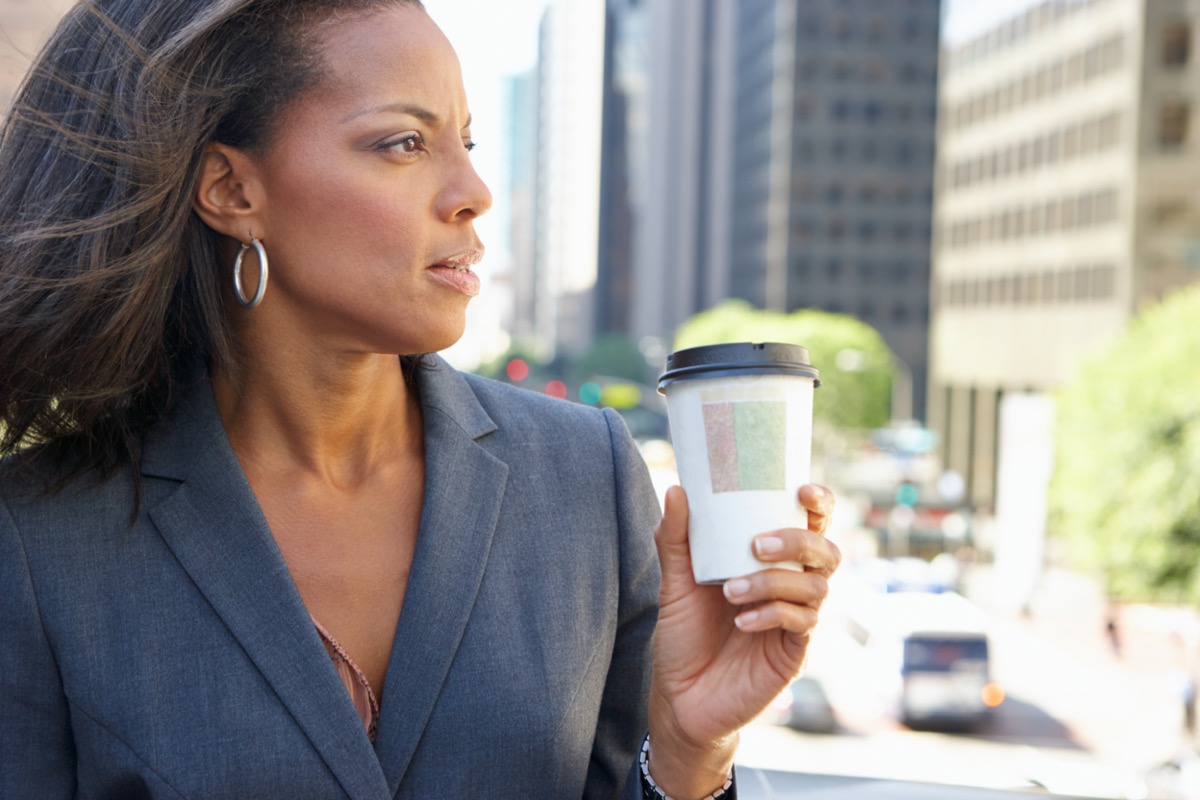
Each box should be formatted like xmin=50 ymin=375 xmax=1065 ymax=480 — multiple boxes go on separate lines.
xmin=638 ymin=734 xmax=734 ymax=800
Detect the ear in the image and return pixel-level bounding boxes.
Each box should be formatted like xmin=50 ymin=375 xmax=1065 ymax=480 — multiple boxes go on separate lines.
xmin=192 ymin=142 xmax=265 ymax=240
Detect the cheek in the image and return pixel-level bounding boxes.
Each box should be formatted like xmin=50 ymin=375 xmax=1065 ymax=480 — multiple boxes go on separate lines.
xmin=271 ymin=173 xmax=425 ymax=268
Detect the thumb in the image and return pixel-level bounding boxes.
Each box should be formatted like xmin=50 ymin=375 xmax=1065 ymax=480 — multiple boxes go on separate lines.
xmin=654 ymin=485 xmax=696 ymax=591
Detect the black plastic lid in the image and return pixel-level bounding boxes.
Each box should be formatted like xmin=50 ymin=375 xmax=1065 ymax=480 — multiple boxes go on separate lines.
xmin=657 ymin=342 xmax=820 ymax=393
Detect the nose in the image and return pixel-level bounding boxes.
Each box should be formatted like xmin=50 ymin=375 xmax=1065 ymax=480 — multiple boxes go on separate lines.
xmin=437 ymin=150 xmax=493 ymax=223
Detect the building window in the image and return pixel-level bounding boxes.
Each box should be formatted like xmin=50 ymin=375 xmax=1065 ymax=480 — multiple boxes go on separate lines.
xmin=1021 ymin=273 xmax=1038 ymax=303
xmin=1044 ymin=200 xmax=1059 ymax=232
xmin=1151 ymin=198 xmax=1188 ymax=225
xmin=1031 ymin=135 xmax=1045 ymax=168
xmin=1060 ymin=197 xmax=1077 ymax=230
xmin=1063 ymin=125 xmax=1080 ymax=158
xmin=1045 ymin=130 xmax=1061 ymax=163
xmin=1163 ymin=23 xmax=1191 ymax=68
xmin=1096 ymin=189 xmax=1119 ymax=223
xmin=1098 ymin=112 xmax=1120 ymax=148
xmin=1077 ymin=194 xmax=1094 ymax=227
xmin=1057 ymin=270 xmax=1073 ymax=301
xmin=1093 ymin=264 xmax=1116 ymax=298
xmin=1074 ymin=266 xmax=1092 ymax=300
xmin=1080 ymin=119 xmax=1099 ymax=153
xmin=1042 ymin=271 xmax=1056 ymax=302
xmin=1160 ymin=103 xmax=1190 ymax=149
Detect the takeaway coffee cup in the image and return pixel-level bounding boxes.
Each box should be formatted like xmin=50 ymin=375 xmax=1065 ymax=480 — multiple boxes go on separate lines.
xmin=657 ymin=342 xmax=820 ymax=584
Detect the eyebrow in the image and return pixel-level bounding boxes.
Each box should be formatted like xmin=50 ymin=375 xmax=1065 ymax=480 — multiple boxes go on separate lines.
xmin=342 ymin=102 xmax=472 ymax=130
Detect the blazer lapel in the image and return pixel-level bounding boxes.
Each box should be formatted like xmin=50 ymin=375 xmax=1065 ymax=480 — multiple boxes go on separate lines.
xmin=372 ymin=359 xmax=509 ymax=794
xmin=142 ymin=377 xmax=390 ymax=800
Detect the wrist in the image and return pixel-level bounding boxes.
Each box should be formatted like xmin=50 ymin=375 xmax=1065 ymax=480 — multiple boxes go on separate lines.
xmin=640 ymin=734 xmax=735 ymax=800
xmin=644 ymin=719 xmax=737 ymax=799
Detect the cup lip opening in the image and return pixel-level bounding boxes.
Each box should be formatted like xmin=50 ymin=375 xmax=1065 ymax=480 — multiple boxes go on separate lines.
xmin=655 ymin=342 xmax=820 ymax=395
xmin=657 ymin=364 xmax=821 ymax=393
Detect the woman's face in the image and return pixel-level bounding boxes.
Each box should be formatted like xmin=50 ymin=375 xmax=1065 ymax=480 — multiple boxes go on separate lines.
xmin=249 ymin=3 xmax=492 ymax=357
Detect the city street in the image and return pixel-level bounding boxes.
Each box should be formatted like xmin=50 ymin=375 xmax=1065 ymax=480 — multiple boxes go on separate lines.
xmin=732 ymin=567 xmax=1194 ymax=799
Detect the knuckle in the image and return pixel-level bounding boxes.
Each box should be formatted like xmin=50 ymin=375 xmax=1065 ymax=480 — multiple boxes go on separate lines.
xmin=828 ymin=540 xmax=843 ymax=571
xmin=805 ymin=572 xmax=830 ymax=603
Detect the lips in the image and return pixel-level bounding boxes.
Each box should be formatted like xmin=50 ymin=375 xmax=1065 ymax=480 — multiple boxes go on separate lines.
xmin=431 ymin=248 xmax=485 ymax=271
xmin=427 ymin=248 xmax=484 ymax=297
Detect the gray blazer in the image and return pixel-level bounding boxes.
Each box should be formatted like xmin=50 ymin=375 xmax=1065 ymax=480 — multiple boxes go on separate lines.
xmin=0 ymin=357 xmax=662 ymax=799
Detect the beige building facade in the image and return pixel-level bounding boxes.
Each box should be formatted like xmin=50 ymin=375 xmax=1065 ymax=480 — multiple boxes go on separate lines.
xmin=0 ymin=0 xmax=73 ymax=109
xmin=929 ymin=0 xmax=1200 ymax=509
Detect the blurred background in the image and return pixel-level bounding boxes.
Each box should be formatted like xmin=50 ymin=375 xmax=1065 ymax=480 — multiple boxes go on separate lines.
xmin=7 ymin=0 xmax=1200 ymax=796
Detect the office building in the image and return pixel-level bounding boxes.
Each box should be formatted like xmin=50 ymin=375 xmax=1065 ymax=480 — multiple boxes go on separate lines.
xmin=929 ymin=0 xmax=1200 ymax=509
xmin=610 ymin=0 xmax=941 ymax=420
xmin=530 ymin=0 xmax=607 ymax=360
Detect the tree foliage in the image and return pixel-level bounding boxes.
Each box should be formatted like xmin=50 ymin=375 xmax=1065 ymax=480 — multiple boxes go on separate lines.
xmin=570 ymin=333 xmax=651 ymax=384
xmin=673 ymin=299 xmax=893 ymax=431
xmin=1049 ymin=282 xmax=1200 ymax=603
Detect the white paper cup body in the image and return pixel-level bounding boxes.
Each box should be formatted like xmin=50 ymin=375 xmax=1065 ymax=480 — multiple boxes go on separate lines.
xmin=663 ymin=373 xmax=815 ymax=584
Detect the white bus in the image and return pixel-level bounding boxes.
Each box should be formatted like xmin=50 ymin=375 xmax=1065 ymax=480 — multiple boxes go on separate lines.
xmin=835 ymin=586 xmax=1004 ymax=730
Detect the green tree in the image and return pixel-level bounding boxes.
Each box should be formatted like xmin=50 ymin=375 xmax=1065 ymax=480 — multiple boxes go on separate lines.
xmin=1049 ymin=282 xmax=1200 ymax=603
xmin=673 ymin=299 xmax=892 ymax=431
xmin=569 ymin=334 xmax=652 ymax=385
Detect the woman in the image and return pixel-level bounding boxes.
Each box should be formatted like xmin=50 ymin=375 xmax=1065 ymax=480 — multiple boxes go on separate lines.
xmin=0 ymin=1 xmax=840 ymax=798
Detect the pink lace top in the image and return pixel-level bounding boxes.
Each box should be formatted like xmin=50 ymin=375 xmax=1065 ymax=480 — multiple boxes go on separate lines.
xmin=312 ymin=617 xmax=380 ymax=741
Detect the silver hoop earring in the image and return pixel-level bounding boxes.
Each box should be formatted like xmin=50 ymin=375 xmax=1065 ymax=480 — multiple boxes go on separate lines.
xmin=233 ymin=238 xmax=268 ymax=309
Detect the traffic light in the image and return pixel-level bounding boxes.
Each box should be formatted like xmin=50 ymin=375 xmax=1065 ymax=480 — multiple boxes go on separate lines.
xmin=505 ymin=358 xmax=529 ymax=382
xmin=895 ymin=480 xmax=919 ymax=507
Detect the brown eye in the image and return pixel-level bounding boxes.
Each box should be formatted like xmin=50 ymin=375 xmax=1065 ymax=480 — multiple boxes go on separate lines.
xmin=381 ymin=133 xmax=425 ymax=155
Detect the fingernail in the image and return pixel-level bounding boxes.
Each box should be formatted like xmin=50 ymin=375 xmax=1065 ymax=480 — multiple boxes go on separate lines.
xmin=755 ymin=536 xmax=784 ymax=556
xmin=735 ymin=610 xmax=760 ymax=630
xmin=724 ymin=578 xmax=751 ymax=599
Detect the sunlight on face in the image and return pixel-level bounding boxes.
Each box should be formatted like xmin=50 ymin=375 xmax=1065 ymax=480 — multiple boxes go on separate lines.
xmin=250 ymin=3 xmax=493 ymax=357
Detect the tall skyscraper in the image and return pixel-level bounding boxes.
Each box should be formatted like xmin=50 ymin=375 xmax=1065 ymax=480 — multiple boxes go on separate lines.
xmin=929 ymin=0 xmax=1200 ymax=509
xmin=601 ymin=0 xmax=941 ymax=419
xmin=625 ymin=0 xmax=739 ymax=353
xmin=595 ymin=0 xmax=645 ymax=339
xmin=529 ymin=0 xmax=607 ymax=360
xmin=500 ymin=70 xmax=541 ymax=350
xmin=740 ymin=0 xmax=941 ymax=423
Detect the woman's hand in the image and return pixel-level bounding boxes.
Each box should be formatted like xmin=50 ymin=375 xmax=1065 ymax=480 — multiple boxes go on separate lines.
xmin=646 ymin=483 xmax=840 ymax=798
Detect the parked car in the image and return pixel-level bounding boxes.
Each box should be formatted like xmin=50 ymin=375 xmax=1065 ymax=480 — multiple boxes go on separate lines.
xmin=766 ymin=675 xmax=837 ymax=734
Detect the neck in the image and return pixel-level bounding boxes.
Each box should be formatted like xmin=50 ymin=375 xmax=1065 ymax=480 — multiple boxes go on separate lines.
xmin=211 ymin=348 xmax=423 ymax=490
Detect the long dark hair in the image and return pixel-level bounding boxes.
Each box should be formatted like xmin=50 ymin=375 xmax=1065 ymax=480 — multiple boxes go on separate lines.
xmin=0 ymin=0 xmax=422 ymax=486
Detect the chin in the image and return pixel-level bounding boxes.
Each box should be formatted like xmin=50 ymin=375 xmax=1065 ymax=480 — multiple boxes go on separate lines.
xmin=399 ymin=322 xmax=466 ymax=357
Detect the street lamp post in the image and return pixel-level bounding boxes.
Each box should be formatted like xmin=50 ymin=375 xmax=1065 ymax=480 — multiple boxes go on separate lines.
xmin=890 ymin=354 xmax=913 ymax=424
